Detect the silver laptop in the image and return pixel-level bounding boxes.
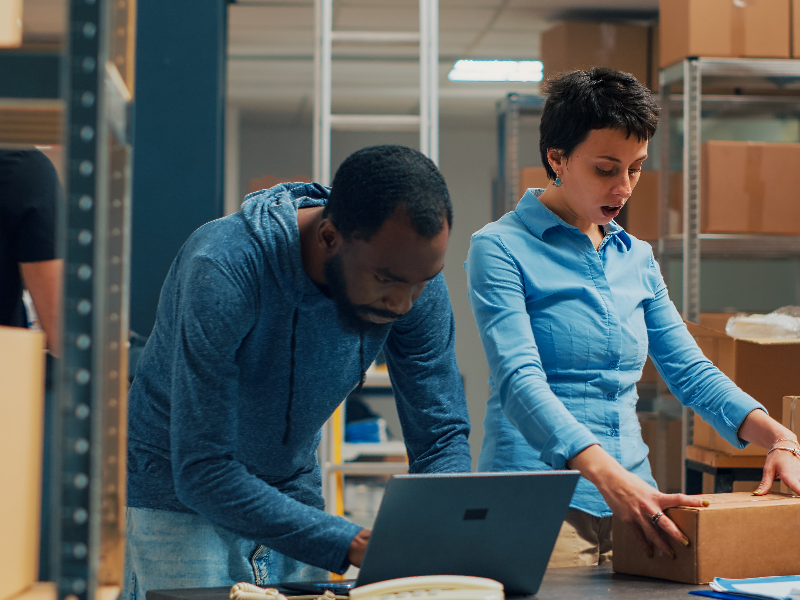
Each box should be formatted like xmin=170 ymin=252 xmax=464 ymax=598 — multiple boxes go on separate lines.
xmin=285 ymin=471 xmax=579 ymax=597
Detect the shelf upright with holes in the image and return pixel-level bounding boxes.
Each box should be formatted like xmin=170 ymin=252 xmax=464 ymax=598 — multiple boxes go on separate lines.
xmin=656 ymin=57 xmax=800 ymax=492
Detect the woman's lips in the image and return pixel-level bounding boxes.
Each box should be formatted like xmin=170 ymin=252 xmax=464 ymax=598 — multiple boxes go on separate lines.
xmin=601 ymin=205 xmax=622 ymax=218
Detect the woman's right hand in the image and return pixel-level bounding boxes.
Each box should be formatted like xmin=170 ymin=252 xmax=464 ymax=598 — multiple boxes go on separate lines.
xmin=568 ymin=444 xmax=707 ymax=558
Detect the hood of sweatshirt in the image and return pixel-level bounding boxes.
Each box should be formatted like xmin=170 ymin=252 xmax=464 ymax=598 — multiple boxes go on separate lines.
xmin=239 ymin=181 xmax=331 ymax=305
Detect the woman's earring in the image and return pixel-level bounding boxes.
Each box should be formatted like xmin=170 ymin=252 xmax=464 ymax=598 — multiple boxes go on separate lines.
xmin=553 ymin=175 xmax=563 ymax=187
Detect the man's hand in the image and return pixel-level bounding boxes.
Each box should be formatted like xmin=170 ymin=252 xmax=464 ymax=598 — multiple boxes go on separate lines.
xmin=347 ymin=528 xmax=371 ymax=568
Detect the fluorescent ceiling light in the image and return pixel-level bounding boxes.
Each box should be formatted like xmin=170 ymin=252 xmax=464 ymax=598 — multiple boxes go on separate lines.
xmin=448 ymin=60 xmax=543 ymax=83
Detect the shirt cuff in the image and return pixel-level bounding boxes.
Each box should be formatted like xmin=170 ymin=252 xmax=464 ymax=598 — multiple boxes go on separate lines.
xmin=716 ymin=402 xmax=768 ymax=449
xmin=539 ymin=421 xmax=600 ymax=470
xmin=329 ymin=519 xmax=364 ymax=574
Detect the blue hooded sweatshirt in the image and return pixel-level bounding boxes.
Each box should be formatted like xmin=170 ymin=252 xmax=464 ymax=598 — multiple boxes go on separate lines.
xmin=127 ymin=183 xmax=472 ymax=574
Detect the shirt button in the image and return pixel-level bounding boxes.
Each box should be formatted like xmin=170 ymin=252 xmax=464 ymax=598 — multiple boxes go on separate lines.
xmin=609 ymin=361 xmax=618 ymax=369
xmin=606 ymin=393 xmax=616 ymax=401
xmin=610 ymin=428 xmax=619 ymax=437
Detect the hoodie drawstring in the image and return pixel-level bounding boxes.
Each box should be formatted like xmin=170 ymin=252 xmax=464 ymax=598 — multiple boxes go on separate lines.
xmin=282 ymin=313 xmax=368 ymax=445
xmin=355 ymin=331 xmax=367 ymax=394
xmin=282 ymin=308 xmax=300 ymax=445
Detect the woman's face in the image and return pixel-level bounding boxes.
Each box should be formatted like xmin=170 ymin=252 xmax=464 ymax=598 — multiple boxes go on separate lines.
xmin=548 ymin=127 xmax=649 ymax=228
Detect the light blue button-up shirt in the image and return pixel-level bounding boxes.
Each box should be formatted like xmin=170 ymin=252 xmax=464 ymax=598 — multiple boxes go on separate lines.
xmin=465 ymin=189 xmax=764 ymax=517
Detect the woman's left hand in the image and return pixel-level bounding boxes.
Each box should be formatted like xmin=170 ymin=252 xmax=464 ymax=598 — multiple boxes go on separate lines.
xmin=737 ymin=409 xmax=800 ymax=496
xmin=753 ymin=443 xmax=800 ymax=496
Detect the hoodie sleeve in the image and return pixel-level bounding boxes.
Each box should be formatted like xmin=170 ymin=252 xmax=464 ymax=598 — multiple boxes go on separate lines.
xmin=383 ymin=273 xmax=472 ymax=473
xmin=169 ymin=253 xmax=361 ymax=574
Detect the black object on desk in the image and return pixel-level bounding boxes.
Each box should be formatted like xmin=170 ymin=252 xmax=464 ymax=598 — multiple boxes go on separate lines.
xmin=146 ymin=564 xmax=707 ymax=600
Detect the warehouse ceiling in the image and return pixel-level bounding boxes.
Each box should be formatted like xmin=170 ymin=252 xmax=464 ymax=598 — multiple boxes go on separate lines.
xmin=19 ymin=0 xmax=658 ymax=122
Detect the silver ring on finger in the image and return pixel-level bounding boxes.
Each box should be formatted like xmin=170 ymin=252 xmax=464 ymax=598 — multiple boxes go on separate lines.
xmin=651 ymin=511 xmax=664 ymax=527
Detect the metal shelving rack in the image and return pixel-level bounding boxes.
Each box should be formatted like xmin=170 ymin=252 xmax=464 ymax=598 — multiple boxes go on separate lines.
xmin=50 ymin=1 xmax=135 ymax=598
xmin=657 ymin=57 xmax=800 ymax=491
xmin=493 ymin=93 xmax=545 ymax=222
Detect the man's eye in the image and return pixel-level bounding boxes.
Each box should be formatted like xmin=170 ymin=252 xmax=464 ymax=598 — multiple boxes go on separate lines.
xmin=375 ymin=275 xmax=391 ymax=283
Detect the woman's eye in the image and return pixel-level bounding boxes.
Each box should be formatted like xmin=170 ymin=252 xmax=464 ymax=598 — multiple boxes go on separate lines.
xmin=596 ymin=167 xmax=614 ymax=176
xmin=629 ymin=168 xmax=642 ymax=175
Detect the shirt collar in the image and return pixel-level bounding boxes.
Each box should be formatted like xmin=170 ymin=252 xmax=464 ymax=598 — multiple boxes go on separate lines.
xmin=515 ymin=188 xmax=632 ymax=251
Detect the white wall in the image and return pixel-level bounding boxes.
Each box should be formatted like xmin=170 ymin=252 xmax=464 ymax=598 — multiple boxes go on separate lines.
xmin=237 ymin=116 xmax=521 ymax=468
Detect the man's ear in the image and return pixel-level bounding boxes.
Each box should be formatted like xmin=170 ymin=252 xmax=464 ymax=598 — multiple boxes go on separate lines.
xmin=317 ymin=217 xmax=342 ymax=256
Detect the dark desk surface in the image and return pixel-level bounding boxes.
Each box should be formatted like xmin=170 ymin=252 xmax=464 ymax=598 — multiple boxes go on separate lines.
xmin=147 ymin=564 xmax=706 ymax=600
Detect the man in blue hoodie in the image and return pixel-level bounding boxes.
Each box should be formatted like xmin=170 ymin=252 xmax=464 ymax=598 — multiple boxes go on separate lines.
xmin=123 ymin=145 xmax=472 ymax=598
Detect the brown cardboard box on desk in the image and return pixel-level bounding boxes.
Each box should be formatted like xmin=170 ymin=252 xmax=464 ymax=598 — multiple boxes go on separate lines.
xmin=613 ymin=492 xmax=800 ymax=584
xmin=659 ymin=0 xmax=791 ymax=68
xmin=702 ymin=141 xmax=800 ymax=235
xmin=687 ymin=321 xmax=800 ymax=456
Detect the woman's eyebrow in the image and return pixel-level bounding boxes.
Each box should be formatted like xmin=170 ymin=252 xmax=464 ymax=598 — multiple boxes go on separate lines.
xmin=597 ymin=154 xmax=648 ymax=162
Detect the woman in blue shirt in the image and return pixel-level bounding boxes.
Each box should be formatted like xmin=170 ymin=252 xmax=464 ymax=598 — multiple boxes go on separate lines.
xmin=465 ymin=68 xmax=800 ymax=567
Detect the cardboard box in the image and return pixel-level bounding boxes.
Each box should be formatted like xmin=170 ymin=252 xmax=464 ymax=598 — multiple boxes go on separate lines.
xmin=541 ymin=21 xmax=650 ymax=86
xmin=698 ymin=312 xmax=745 ymax=334
xmin=517 ymin=167 xmax=549 ymax=199
xmin=702 ymin=141 xmax=800 ymax=235
xmin=687 ymin=321 xmax=800 ymax=455
xmin=640 ymin=413 xmax=682 ymax=493
xmin=613 ymin=492 xmax=800 ymax=583
xmin=625 ymin=171 xmax=683 ymax=240
xmin=649 ymin=25 xmax=660 ymax=92
xmin=793 ymin=0 xmax=800 ymax=57
xmin=0 ymin=327 xmax=46 ymax=600
xmin=780 ymin=396 xmax=799 ymax=494
xmin=659 ymin=0 xmax=791 ymax=68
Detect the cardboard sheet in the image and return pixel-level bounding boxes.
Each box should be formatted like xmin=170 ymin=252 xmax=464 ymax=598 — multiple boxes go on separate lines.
xmin=0 ymin=326 xmax=46 ymax=600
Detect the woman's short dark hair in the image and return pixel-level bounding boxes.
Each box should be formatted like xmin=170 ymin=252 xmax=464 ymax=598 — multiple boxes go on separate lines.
xmin=539 ymin=67 xmax=660 ymax=179
xmin=324 ymin=144 xmax=453 ymax=241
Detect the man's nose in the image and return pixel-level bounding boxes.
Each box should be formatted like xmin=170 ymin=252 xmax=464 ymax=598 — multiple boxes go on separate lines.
xmin=383 ymin=286 xmax=415 ymax=315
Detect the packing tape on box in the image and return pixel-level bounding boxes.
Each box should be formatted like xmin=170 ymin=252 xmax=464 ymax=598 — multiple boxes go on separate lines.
xmin=732 ymin=1 xmax=746 ymax=56
xmin=744 ymin=144 xmax=765 ymax=231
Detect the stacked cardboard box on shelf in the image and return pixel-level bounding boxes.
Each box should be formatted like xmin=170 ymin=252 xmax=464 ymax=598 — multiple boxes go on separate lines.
xmin=687 ymin=321 xmax=800 ymax=456
xmin=621 ymin=142 xmax=800 ymax=239
xmin=659 ymin=0 xmax=791 ymax=68
xmin=624 ymin=171 xmax=683 ymax=240
xmin=702 ymin=141 xmax=800 ymax=235
xmin=795 ymin=0 xmax=800 ymax=57
xmin=540 ymin=21 xmax=657 ymax=90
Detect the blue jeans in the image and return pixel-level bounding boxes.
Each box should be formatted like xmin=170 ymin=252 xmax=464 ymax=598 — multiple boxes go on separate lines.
xmin=122 ymin=507 xmax=329 ymax=600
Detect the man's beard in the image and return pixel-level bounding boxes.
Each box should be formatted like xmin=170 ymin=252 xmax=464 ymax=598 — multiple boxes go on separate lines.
xmin=322 ymin=253 xmax=398 ymax=336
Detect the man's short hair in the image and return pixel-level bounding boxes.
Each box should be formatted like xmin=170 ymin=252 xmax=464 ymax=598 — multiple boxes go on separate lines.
xmin=539 ymin=67 xmax=660 ymax=180
xmin=324 ymin=145 xmax=452 ymax=241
